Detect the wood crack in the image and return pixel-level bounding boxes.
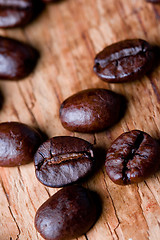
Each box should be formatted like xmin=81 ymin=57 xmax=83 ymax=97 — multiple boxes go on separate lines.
xmin=8 ymin=206 xmax=21 ymax=240
xmin=106 ymin=220 xmax=119 ymax=240
xmin=113 ymin=223 xmax=120 ymax=240
xmin=44 ymin=187 xmax=51 ymax=197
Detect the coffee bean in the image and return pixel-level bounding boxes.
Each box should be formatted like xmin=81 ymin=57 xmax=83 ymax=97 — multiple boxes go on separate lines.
xmin=35 ymin=185 xmax=98 ymax=240
xmin=0 ymin=36 xmax=38 ymax=80
xmin=94 ymin=39 xmax=155 ymax=83
xmin=0 ymin=122 xmax=42 ymax=167
xmin=34 ymin=136 xmax=95 ymax=187
xmin=0 ymin=0 xmax=34 ymax=28
xmin=60 ymin=88 xmax=125 ymax=133
xmin=105 ymin=130 xmax=160 ymax=185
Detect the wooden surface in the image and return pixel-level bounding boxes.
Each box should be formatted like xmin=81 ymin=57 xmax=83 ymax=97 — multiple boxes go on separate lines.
xmin=0 ymin=0 xmax=160 ymax=239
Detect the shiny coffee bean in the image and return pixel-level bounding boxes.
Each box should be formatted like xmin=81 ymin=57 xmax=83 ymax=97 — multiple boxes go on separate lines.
xmin=0 ymin=36 xmax=38 ymax=80
xmin=60 ymin=88 xmax=124 ymax=133
xmin=34 ymin=136 xmax=95 ymax=187
xmin=0 ymin=122 xmax=42 ymax=167
xmin=0 ymin=0 xmax=34 ymax=28
xmin=35 ymin=185 xmax=98 ymax=240
xmin=105 ymin=130 xmax=160 ymax=185
xmin=94 ymin=39 xmax=155 ymax=83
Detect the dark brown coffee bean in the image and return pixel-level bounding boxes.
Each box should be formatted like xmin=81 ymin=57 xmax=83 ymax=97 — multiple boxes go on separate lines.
xmin=34 ymin=136 xmax=95 ymax=187
xmin=105 ymin=130 xmax=160 ymax=185
xmin=35 ymin=185 xmax=98 ymax=240
xmin=0 ymin=36 xmax=38 ymax=80
xmin=60 ymin=88 xmax=125 ymax=133
xmin=94 ymin=39 xmax=155 ymax=83
xmin=0 ymin=0 xmax=34 ymax=28
xmin=0 ymin=122 xmax=42 ymax=167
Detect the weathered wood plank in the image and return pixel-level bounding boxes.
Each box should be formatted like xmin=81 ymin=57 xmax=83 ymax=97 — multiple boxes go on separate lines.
xmin=0 ymin=0 xmax=160 ymax=239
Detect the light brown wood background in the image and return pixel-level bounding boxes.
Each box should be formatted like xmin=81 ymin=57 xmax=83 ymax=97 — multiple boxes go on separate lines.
xmin=0 ymin=0 xmax=160 ymax=239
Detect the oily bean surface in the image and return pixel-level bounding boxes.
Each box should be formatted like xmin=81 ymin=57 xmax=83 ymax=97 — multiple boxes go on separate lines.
xmin=0 ymin=0 xmax=34 ymax=28
xmin=94 ymin=39 xmax=155 ymax=83
xmin=60 ymin=88 xmax=124 ymax=133
xmin=0 ymin=122 xmax=42 ymax=167
xmin=34 ymin=136 xmax=95 ymax=187
xmin=105 ymin=130 xmax=160 ymax=185
xmin=35 ymin=185 xmax=98 ymax=240
xmin=0 ymin=36 xmax=38 ymax=80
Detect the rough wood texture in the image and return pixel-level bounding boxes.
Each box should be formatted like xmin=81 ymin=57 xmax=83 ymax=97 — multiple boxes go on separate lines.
xmin=0 ymin=0 xmax=160 ymax=239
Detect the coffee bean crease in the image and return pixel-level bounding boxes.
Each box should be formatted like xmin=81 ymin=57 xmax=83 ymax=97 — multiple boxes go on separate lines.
xmin=34 ymin=136 xmax=95 ymax=187
xmin=94 ymin=39 xmax=155 ymax=83
xmin=36 ymin=151 xmax=93 ymax=169
xmin=122 ymin=132 xmax=144 ymax=183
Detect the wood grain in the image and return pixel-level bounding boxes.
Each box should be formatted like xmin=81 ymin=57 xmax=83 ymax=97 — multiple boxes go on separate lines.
xmin=0 ymin=0 xmax=160 ymax=239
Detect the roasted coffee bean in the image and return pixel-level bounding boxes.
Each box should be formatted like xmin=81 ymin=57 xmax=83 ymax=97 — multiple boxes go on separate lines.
xmin=105 ymin=130 xmax=160 ymax=185
xmin=0 ymin=122 xmax=42 ymax=167
xmin=0 ymin=36 xmax=38 ymax=80
xmin=34 ymin=136 xmax=95 ymax=187
xmin=0 ymin=0 xmax=34 ymax=28
xmin=35 ymin=185 xmax=98 ymax=240
xmin=94 ymin=39 xmax=155 ymax=83
xmin=60 ymin=88 xmax=124 ymax=133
